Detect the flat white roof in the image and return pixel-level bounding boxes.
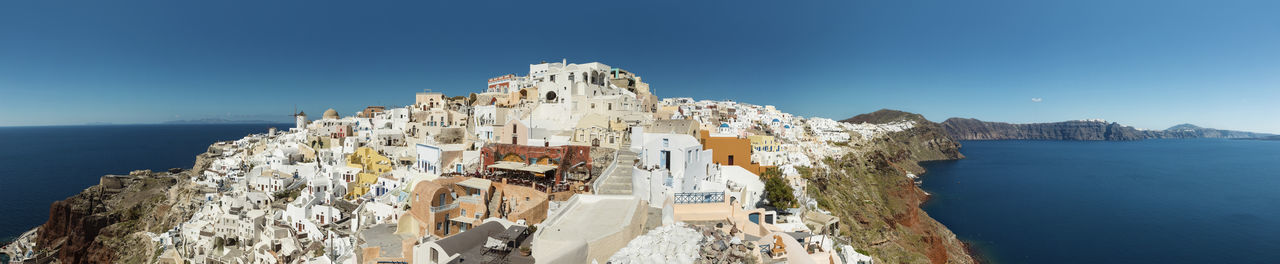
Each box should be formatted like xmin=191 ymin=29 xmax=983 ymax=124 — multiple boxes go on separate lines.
xmin=457 ymin=178 xmax=492 ymax=191
xmin=538 ymin=195 xmax=641 ymax=243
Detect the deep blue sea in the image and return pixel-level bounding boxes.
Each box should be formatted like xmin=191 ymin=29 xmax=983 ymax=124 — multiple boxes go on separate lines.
xmin=921 ymin=139 xmax=1280 ymax=264
xmin=0 ymin=124 xmax=286 ymax=243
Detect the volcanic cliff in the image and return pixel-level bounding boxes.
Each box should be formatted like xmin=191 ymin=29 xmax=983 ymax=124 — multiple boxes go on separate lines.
xmin=30 ymin=151 xmax=214 ymax=263
xmin=941 ymin=118 xmax=1273 ymax=141
xmin=805 ymin=109 xmax=974 ymax=264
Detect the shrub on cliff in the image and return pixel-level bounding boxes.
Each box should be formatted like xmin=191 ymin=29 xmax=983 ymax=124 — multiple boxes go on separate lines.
xmin=762 ymin=168 xmax=797 ymax=209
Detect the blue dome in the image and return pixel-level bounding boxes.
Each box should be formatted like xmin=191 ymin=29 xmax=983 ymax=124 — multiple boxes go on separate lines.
xmin=719 ymin=123 xmax=730 ymax=127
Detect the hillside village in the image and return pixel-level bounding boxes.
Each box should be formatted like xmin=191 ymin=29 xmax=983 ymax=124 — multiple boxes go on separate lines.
xmin=5 ymin=60 xmax=925 ymax=264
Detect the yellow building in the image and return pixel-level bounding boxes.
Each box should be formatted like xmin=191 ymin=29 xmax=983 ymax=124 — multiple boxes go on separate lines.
xmin=748 ymin=135 xmax=780 ymax=152
xmin=346 ymin=147 xmax=392 ymax=199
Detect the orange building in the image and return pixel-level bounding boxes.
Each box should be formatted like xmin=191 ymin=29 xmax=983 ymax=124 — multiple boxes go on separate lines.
xmin=698 ymin=130 xmax=773 ymax=175
xmin=407 ymin=176 xmax=549 ymax=238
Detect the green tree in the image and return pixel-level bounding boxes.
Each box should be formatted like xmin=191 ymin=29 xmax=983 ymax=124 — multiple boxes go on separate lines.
xmin=762 ymin=168 xmax=797 ymax=209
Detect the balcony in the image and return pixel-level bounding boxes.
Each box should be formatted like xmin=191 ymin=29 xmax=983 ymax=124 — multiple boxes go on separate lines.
xmin=430 ymin=203 xmax=458 ymax=212
xmin=673 ymin=192 xmax=726 ymax=204
xmin=456 ymin=195 xmax=484 ymax=205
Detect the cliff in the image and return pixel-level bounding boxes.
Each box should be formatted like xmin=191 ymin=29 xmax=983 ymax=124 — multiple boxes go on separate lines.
xmin=940 ymin=118 xmax=1148 ymax=141
xmin=807 ymin=109 xmax=974 ymax=264
xmin=841 ymin=109 xmax=931 ymax=125
xmin=1160 ymin=123 xmax=1274 ymax=139
xmin=30 ymin=152 xmax=214 ymax=263
xmin=941 ymin=118 xmax=1273 ymax=141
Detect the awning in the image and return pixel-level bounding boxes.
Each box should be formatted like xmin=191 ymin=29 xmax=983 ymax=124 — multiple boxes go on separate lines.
xmin=449 ymin=216 xmax=478 ymax=223
xmin=524 ymin=164 xmax=558 ymax=173
xmin=487 ymin=161 xmax=526 ymax=171
xmin=487 ymin=161 xmax=557 ymax=174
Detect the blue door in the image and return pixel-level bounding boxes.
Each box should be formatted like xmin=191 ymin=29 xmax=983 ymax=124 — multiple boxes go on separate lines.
xmin=660 ymin=150 xmax=670 ymax=170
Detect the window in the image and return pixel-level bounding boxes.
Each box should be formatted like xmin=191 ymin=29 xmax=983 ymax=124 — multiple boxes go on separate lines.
xmin=728 ymin=155 xmax=735 ymax=165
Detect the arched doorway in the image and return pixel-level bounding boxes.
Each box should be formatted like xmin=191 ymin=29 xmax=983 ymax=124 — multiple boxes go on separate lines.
xmin=545 ymin=91 xmax=557 ymax=102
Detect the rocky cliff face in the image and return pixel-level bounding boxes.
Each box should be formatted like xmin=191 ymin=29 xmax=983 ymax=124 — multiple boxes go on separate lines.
xmin=808 ymin=110 xmax=974 ymax=264
xmin=32 ymin=152 xmax=214 ymax=263
xmin=941 ymin=118 xmax=1150 ymax=141
xmin=841 ymin=109 xmax=931 ymax=125
xmin=940 ymin=118 xmax=1275 ymax=141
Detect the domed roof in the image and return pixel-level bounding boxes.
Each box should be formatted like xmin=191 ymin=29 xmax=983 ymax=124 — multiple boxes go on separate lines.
xmin=323 ymin=108 xmax=339 ymax=119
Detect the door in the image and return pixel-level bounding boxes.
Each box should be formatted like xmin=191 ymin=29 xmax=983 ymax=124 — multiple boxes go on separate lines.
xmin=660 ymin=150 xmax=670 ymax=170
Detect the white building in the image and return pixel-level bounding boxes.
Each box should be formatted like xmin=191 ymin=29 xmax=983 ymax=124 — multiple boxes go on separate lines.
xmin=629 ymin=128 xmax=718 ymax=207
xmin=414 ymin=144 xmax=442 ymax=175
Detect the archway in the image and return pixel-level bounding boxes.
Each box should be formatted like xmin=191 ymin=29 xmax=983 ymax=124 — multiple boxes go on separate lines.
xmin=545 ymin=91 xmax=558 ymax=102
xmin=533 ymin=156 xmax=553 ymax=165
xmin=501 ymin=153 xmax=525 ymax=163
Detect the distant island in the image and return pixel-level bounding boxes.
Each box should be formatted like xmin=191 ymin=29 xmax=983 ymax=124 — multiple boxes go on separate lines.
xmin=941 ymin=118 xmax=1274 ymax=141
xmin=161 ymin=118 xmax=282 ymax=125
xmin=1243 ymin=135 xmax=1280 ymax=141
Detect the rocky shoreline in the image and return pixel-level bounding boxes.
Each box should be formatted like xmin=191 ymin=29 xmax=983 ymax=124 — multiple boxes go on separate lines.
xmin=960 ymin=241 xmax=987 ymax=264
xmin=3 ymin=150 xmax=216 ymax=263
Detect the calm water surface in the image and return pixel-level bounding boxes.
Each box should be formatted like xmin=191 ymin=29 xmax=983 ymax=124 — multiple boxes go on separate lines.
xmin=921 ymin=139 xmax=1280 ymax=264
xmin=0 ymin=124 xmax=285 ymax=243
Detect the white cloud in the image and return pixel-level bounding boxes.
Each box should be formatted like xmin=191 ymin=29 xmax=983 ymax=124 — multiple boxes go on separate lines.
xmin=1031 ymin=97 xmax=1043 ymax=103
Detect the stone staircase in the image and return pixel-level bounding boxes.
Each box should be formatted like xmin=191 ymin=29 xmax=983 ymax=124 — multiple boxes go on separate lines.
xmin=595 ymin=150 xmax=637 ymax=195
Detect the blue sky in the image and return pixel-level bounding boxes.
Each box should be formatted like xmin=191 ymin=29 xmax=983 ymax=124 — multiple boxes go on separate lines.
xmin=2 ymin=0 xmax=1278 ymax=133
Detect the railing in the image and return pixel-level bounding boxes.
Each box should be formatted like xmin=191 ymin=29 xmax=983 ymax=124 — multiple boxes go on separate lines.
xmin=673 ymin=192 xmax=726 ymax=204
xmin=551 ymin=184 xmax=572 ymax=193
xmin=430 ymin=203 xmax=458 ymax=212
xmin=456 ymin=195 xmax=483 ymax=205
